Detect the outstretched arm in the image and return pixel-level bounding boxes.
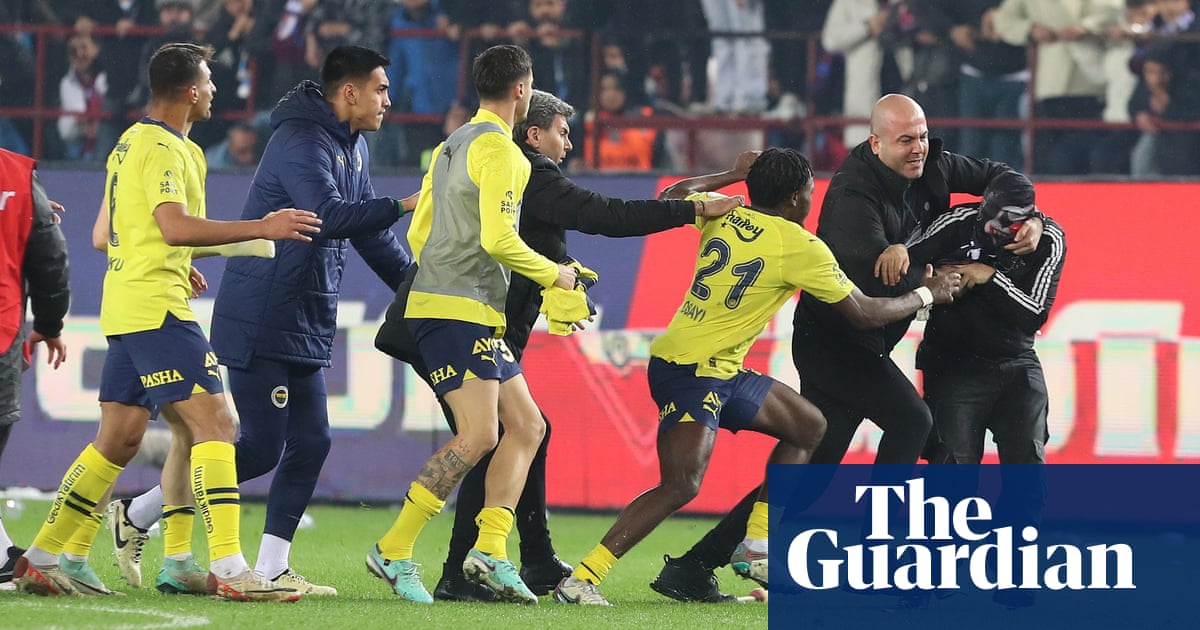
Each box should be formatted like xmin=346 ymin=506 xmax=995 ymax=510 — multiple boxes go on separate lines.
xmin=659 ymin=150 xmax=758 ymax=203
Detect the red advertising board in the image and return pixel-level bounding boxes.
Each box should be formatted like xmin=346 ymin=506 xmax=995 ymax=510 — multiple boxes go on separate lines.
xmin=530 ymin=180 xmax=1200 ymax=513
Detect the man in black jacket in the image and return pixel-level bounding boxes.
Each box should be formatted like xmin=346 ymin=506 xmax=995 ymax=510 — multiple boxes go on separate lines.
xmin=374 ymin=89 xmax=741 ymax=602
xmin=791 ymin=93 xmax=1043 ymax=470
xmin=906 ymin=171 xmax=1064 ymax=609
xmin=907 ymin=171 xmax=1064 ymax=467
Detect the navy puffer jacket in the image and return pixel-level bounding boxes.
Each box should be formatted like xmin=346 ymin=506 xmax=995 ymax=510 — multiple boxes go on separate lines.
xmin=211 ymin=81 xmax=411 ymax=368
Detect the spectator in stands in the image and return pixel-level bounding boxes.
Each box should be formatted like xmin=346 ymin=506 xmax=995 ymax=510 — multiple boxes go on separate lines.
xmin=883 ymin=1 xmax=960 ymax=149
xmin=918 ymin=0 xmax=1027 ymax=170
xmin=419 ymin=102 xmax=470 ymax=170
xmin=822 ymin=0 xmax=900 ymax=148
xmin=699 ymin=0 xmax=770 ymax=114
xmin=305 ymin=0 xmax=391 ymax=69
xmin=206 ymin=0 xmax=258 ymax=137
xmin=993 ymin=0 xmax=1121 ymax=175
xmin=78 ymin=0 xmax=160 ymax=158
xmin=249 ymin=0 xmax=320 ymax=106
xmin=1129 ymin=42 xmax=1200 ymax=176
xmin=136 ymin=1 xmax=208 ymax=143
xmin=205 ymin=121 xmax=262 ymax=169
xmin=379 ymin=0 xmax=461 ymax=168
xmin=193 ymin=0 xmax=226 ymax=30
xmin=1091 ymin=0 xmax=1157 ymax=174
xmin=509 ymin=0 xmax=589 ymax=107
xmin=767 ymin=0 xmax=832 ymax=107
xmin=0 ymin=22 xmax=35 ymax=154
xmin=58 ymin=33 xmax=109 ymax=163
xmin=441 ymin=0 xmax=521 ymax=64
xmin=582 ymin=70 xmax=659 ymax=171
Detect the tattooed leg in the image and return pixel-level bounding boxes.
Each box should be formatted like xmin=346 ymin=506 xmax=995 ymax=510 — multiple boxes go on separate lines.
xmin=415 ymin=440 xmax=475 ymax=500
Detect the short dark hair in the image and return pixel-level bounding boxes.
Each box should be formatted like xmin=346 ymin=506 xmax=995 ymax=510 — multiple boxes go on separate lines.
xmin=746 ymin=148 xmax=814 ymax=208
xmin=513 ymin=90 xmax=575 ymax=143
xmin=148 ymin=42 xmax=213 ymax=100
xmin=473 ymin=44 xmax=533 ymax=101
xmin=321 ymin=45 xmax=390 ymax=93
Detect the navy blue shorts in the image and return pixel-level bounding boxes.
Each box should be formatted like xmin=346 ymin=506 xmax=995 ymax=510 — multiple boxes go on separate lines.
xmin=99 ymin=313 xmax=224 ymax=411
xmin=647 ymin=357 xmax=773 ymax=433
xmin=407 ymin=317 xmax=521 ymax=397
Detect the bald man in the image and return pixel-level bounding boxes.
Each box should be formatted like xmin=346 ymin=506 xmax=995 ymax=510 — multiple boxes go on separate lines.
xmin=650 ymin=94 xmax=1044 ymax=602
xmin=790 ymin=93 xmax=1041 ymax=471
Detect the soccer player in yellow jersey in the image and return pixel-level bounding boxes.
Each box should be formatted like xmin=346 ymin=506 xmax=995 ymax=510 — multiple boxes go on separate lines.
xmin=366 ymin=44 xmax=577 ymax=605
xmin=13 ymin=42 xmax=321 ymax=602
xmin=554 ymin=149 xmax=963 ymax=605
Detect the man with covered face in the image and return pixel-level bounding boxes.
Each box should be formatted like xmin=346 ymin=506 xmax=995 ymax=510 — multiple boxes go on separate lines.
xmin=905 ymin=170 xmax=1066 ymax=466
xmin=903 ymin=173 xmax=1064 ymax=609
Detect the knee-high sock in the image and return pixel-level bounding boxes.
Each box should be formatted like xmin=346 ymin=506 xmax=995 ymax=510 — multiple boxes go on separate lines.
xmin=61 ymin=512 xmax=103 ymax=561
xmin=31 ymin=444 xmax=122 ymax=558
xmin=378 ymin=482 xmax=444 ymax=561
xmin=573 ymin=544 xmax=617 ymax=585
xmin=746 ymin=501 xmax=769 ymax=541
xmin=161 ymin=505 xmax=195 ymax=559
xmin=191 ymin=441 xmax=241 ymax=563
xmin=474 ymin=506 xmax=514 ymax=560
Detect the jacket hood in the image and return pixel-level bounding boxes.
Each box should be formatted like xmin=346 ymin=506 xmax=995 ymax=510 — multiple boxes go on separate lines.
xmin=270 ymin=80 xmax=354 ymax=143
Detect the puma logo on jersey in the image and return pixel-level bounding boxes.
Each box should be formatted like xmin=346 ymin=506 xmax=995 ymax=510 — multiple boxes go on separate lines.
xmin=701 ymin=391 xmax=722 ymax=416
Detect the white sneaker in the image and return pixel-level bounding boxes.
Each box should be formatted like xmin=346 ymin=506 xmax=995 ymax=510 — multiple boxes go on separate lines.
xmin=209 ymin=568 xmax=302 ymax=603
xmin=270 ymin=568 xmax=337 ymax=596
xmin=552 ymin=576 xmax=612 ymax=606
xmin=106 ymin=499 xmax=149 ymax=588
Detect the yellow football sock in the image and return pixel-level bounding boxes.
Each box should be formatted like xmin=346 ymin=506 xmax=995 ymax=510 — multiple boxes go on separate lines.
xmin=572 ymin=544 xmax=618 ymax=585
xmin=162 ymin=505 xmax=195 ymax=558
xmin=474 ymin=506 xmax=515 ymax=560
xmin=191 ymin=441 xmax=241 ymax=562
xmin=378 ymin=482 xmax=445 ymax=561
xmin=32 ymin=443 xmax=122 ymax=555
xmin=62 ymin=512 xmax=103 ymax=559
xmin=746 ymin=501 xmax=769 ymax=541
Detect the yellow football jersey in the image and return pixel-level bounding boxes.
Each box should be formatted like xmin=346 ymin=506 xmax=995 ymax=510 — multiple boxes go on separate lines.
xmin=100 ymin=119 xmax=207 ymax=335
xmin=650 ymin=192 xmax=855 ymax=378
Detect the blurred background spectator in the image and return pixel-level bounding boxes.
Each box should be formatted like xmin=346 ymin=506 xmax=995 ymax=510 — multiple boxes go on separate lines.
xmin=822 ymin=0 xmax=902 ymax=148
xmin=205 ymin=119 xmax=263 ymax=169
xmin=583 ymin=70 xmax=659 ymax=171
xmin=253 ymin=0 xmax=320 ymax=107
xmin=993 ymin=0 xmax=1122 ymax=175
xmin=57 ymin=33 xmax=108 ymax=163
xmin=374 ymin=0 xmax=462 ymax=168
xmin=1090 ymin=0 xmax=1157 ymax=175
xmin=206 ymin=0 xmax=258 ymax=144
xmin=1129 ymin=41 xmax=1200 ymax=176
xmin=77 ymin=0 xmax=159 ymax=159
xmin=699 ymin=0 xmax=770 ymax=114
xmin=915 ymin=0 xmax=1027 ymax=170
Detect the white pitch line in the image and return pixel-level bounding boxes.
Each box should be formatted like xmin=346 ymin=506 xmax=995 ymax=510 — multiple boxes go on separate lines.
xmin=4 ymin=600 xmax=211 ymax=629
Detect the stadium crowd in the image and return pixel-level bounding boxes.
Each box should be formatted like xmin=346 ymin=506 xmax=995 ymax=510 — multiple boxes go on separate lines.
xmin=1 ymin=0 xmax=1199 ymax=175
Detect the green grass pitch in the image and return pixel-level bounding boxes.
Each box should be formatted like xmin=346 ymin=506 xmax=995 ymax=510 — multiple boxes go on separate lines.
xmin=1 ymin=500 xmax=767 ymax=629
